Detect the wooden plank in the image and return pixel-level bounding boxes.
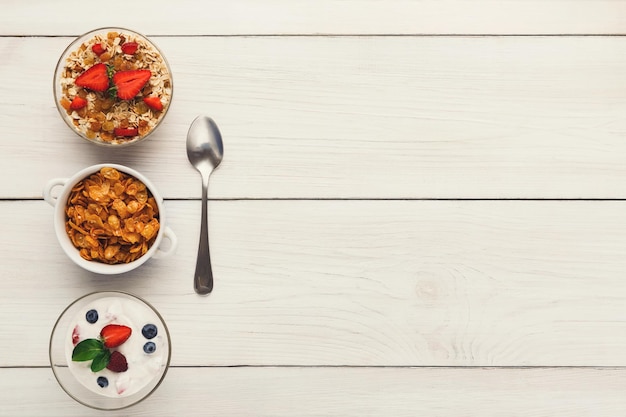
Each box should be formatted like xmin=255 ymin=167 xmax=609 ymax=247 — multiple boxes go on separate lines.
xmin=1 ymin=0 xmax=625 ymax=35
xmin=2 ymin=366 xmax=626 ymax=416
xmin=3 ymin=200 xmax=626 ymax=367
xmin=2 ymin=36 xmax=626 ymax=199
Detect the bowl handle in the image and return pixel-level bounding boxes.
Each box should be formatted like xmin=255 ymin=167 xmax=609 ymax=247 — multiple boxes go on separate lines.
xmin=43 ymin=178 xmax=68 ymax=207
xmin=152 ymin=226 xmax=177 ymax=259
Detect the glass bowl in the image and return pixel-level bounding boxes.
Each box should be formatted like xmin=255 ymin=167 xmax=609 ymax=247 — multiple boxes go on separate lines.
xmin=53 ymin=27 xmax=173 ymax=146
xmin=49 ymin=291 xmax=171 ymax=410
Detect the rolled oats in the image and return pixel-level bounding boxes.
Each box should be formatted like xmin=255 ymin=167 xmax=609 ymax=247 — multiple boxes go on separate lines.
xmin=58 ymin=30 xmax=172 ymax=145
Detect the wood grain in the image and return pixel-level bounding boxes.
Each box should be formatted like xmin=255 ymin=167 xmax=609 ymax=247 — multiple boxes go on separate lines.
xmin=2 ymin=367 xmax=625 ymax=416
xmin=4 ymin=2 xmax=626 ymax=415
xmin=3 ymin=200 xmax=626 ymax=367
xmin=1 ymin=0 xmax=625 ymax=35
xmin=2 ymin=36 xmax=626 ymax=199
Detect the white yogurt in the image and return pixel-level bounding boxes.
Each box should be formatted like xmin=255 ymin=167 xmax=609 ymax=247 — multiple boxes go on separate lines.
xmin=65 ymin=296 xmax=168 ymax=397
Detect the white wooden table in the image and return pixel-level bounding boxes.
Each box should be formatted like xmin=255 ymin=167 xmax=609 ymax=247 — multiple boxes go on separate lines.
xmin=2 ymin=1 xmax=626 ymax=415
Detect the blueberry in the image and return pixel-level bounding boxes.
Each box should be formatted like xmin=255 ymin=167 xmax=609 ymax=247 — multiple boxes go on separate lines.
xmin=85 ymin=309 xmax=99 ymax=324
xmin=141 ymin=324 xmax=158 ymax=339
xmin=97 ymin=376 xmax=108 ymax=388
xmin=143 ymin=341 xmax=156 ymax=354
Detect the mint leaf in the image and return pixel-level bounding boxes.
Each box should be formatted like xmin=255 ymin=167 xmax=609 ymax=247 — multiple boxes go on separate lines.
xmin=90 ymin=349 xmax=111 ymax=372
xmin=72 ymin=339 xmax=104 ymax=362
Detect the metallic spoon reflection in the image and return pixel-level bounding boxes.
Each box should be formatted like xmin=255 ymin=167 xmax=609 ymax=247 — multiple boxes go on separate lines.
xmin=186 ymin=115 xmax=224 ymax=294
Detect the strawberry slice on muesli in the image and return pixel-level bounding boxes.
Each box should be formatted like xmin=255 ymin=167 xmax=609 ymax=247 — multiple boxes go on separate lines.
xmin=75 ymin=63 xmax=109 ymax=92
xmin=111 ymin=69 xmax=151 ymax=100
xmin=143 ymin=96 xmax=163 ymax=111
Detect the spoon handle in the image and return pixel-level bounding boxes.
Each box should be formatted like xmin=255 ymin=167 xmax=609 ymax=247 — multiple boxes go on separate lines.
xmin=194 ymin=172 xmax=213 ymax=294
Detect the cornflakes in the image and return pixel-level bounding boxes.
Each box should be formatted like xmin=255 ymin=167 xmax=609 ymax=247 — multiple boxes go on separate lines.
xmin=65 ymin=167 xmax=160 ymax=264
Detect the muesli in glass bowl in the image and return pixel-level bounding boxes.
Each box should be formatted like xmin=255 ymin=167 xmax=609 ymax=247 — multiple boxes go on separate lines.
xmin=53 ymin=27 xmax=173 ymax=146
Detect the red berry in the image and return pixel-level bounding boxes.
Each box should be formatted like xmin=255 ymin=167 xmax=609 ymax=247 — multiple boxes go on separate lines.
xmin=69 ymin=96 xmax=87 ymax=110
xmin=75 ymin=63 xmax=109 ymax=92
xmin=143 ymin=96 xmax=163 ymax=111
xmin=113 ymin=127 xmax=139 ymax=137
xmin=112 ymin=69 xmax=151 ymax=100
xmin=72 ymin=325 xmax=80 ymax=345
xmin=121 ymin=42 xmax=138 ymax=55
xmin=100 ymin=324 xmax=132 ymax=348
xmin=91 ymin=43 xmax=106 ymax=56
xmin=106 ymin=351 xmax=128 ymax=372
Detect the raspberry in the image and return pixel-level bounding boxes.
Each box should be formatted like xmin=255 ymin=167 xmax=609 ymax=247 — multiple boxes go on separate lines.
xmin=106 ymin=351 xmax=128 ymax=372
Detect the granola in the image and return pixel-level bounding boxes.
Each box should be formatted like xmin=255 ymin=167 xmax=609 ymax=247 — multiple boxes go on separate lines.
xmin=57 ymin=30 xmax=172 ymax=145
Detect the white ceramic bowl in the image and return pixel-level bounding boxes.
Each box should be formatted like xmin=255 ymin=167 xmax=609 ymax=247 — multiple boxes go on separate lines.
xmin=53 ymin=27 xmax=173 ymax=146
xmin=49 ymin=291 xmax=171 ymax=410
xmin=43 ymin=164 xmax=177 ymax=274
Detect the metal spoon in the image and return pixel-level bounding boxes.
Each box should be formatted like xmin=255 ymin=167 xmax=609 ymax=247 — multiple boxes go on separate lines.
xmin=186 ymin=115 xmax=224 ymax=294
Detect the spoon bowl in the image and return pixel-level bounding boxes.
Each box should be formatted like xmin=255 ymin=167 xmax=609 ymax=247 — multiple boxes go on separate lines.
xmin=186 ymin=116 xmax=224 ymax=294
xmin=187 ymin=117 xmax=224 ymax=172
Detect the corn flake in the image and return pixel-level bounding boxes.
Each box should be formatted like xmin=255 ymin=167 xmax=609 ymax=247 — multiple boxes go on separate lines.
xmin=65 ymin=167 xmax=160 ymax=264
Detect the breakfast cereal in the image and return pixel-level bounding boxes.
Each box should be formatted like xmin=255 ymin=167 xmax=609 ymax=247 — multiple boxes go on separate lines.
xmin=65 ymin=167 xmax=160 ymax=264
xmin=57 ymin=30 xmax=171 ymax=144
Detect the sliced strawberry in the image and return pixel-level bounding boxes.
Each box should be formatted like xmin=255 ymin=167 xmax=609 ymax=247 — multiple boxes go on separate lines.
xmin=143 ymin=96 xmax=163 ymax=111
xmin=100 ymin=324 xmax=132 ymax=348
xmin=72 ymin=325 xmax=80 ymax=345
xmin=91 ymin=43 xmax=106 ymax=56
xmin=121 ymin=41 xmax=138 ymax=55
xmin=114 ymin=127 xmax=139 ymax=137
xmin=75 ymin=63 xmax=109 ymax=92
xmin=69 ymin=96 xmax=88 ymax=110
xmin=112 ymin=69 xmax=151 ymax=100
xmin=106 ymin=351 xmax=128 ymax=372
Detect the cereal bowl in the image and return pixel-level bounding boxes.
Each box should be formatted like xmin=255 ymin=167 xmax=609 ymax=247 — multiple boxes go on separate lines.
xmin=43 ymin=164 xmax=177 ymax=274
xmin=54 ymin=27 xmax=173 ymax=146
xmin=50 ymin=291 xmax=171 ymax=410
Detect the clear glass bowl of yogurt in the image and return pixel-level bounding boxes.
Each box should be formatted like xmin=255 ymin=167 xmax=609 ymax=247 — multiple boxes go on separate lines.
xmin=49 ymin=291 xmax=171 ymax=410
